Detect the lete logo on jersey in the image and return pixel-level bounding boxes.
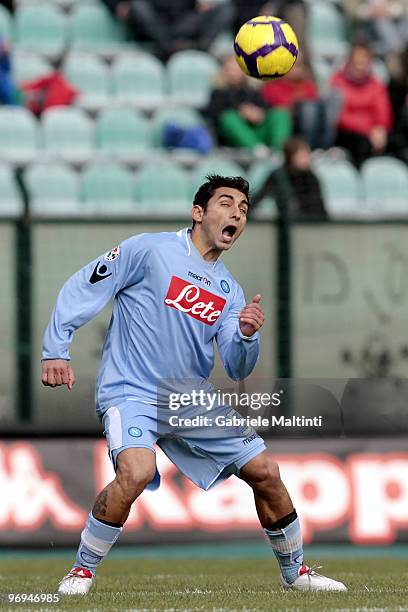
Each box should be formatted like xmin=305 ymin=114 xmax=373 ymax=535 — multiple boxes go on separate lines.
xmin=164 ymin=276 xmax=226 ymax=325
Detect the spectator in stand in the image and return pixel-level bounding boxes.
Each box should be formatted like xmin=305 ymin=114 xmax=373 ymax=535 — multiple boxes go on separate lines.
xmin=344 ymin=0 xmax=408 ymax=55
xmin=387 ymin=46 xmax=408 ymax=161
xmin=329 ymin=42 xmax=393 ymax=167
xmin=0 ymin=39 xmax=19 ymax=105
xmin=205 ymin=54 xmax=291 ymax=152
xmin=103 ymin=0 xmax=234 ymax=60
xmin=252 ymin=136 xmax=327 ymax=218
xmin=261 ymin=55 xmax=330 ymax=149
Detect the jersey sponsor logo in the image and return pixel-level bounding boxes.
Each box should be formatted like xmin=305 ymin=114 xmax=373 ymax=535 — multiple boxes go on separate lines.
xmin=104 ymin=246 xmax=120 ymax=261
xmin=89 ymin=262 xmax=112 ymax=284
xmin=164 ymin=276 xmax=226 ymax=325
xmin=187 ymin=271 xmax=211 ymax=286
xmin=220 ymin=280 xmax=230 ymax=294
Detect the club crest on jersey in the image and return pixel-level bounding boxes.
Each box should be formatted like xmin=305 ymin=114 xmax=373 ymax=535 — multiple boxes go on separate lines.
xmin=104 ymin=246 xmax=120 ymax=261
xmin=164 ymin=276 xmax=226 ymax=325
xmin=220 ymin=280 xmax=230 ymax=294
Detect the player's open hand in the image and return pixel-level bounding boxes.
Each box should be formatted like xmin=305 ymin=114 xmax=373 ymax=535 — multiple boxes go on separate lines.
xmin=41 ymin=359 xmax=76 ymax=390
xmin=239 ymin=294 xmax=264 ymax=337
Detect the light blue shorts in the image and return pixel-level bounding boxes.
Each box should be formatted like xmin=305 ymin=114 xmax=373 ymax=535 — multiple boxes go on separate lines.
xmin=102 ymin=400 xmax=266 ymax=491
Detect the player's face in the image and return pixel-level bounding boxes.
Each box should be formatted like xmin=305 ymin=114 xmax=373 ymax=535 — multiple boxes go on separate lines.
xmin=198 ymin=187 xmax=249 ymax=251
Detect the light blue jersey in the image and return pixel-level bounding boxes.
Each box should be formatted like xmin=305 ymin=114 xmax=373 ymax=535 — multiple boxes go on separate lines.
xmin=43 ymin=228 xmax=260 ymax=418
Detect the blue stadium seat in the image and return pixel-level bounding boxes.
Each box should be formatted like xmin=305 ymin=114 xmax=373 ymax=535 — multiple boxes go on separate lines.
xmin=25 ymin=162 xmax=80 ymax=215
xmin=81 ymin=162 xmax=134 ymax=212
xmin=362 ymin=157 xmax=408 ymax=217
xmin=0 ymin=107 xmax=38 ymax=164
xmin=14 ymin=4 xmax=67 ymax=58
xmin=69 ymin=3 xmax=127 ymax=55
xmin=96 ymin=108 xmax=151 ymax=163
xmin=313 ymin=158 xmax=363 ymax=218
xmin=111 ymin=52 xmax=165 ymax=110
xmin=63 ymin=51 xmax=110 ymax=111
xmin=166 ymin=50 xmax=218 ymax=108
xmin=134 ymin=160 xmax=190 ymax=215
xmin=41 ymin=107 xmax=94 ymax=163
xmin=0 ymin=5 xmax=11 ymax=42
xmin=12 ymin=51 xmax=52 ymax=85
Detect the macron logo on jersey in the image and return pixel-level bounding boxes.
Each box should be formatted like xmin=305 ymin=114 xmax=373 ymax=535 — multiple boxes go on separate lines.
xmin=164 ymin=276 xmax=226 ymax=325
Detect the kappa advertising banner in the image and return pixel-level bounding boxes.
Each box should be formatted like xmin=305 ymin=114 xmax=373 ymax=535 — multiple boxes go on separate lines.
xmin=1 ymin=438 xmax=408 ymax=546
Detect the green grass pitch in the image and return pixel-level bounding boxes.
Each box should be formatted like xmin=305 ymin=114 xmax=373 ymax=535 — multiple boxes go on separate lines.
xmin=0 ymin=556 xmax=408 ymax=611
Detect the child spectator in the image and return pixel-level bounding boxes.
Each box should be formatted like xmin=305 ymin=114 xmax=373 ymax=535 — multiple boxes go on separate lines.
xmin=329 ymin=42 xmax=393 ymax=167
xmin=252 ymin=136 xmax=327 ymax=218
xmin=205 ymin=54 xmax=291 ymax=152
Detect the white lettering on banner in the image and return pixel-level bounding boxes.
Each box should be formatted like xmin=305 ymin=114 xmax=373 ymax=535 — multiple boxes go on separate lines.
xmin=0 ymin=443 xmax=86 ymax=530
xmin=276 ymin=455 xmax=350 ymax=543
xmin=164 ymin=276 xmax=226 ymax=325
xmin=349 ymin=454 xmax=408 ymax=543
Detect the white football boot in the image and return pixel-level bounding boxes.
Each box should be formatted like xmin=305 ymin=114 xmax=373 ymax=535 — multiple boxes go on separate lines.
xmin=281 ymin=564 xmax=347 ymax=592
xmin=58 ymin=567 xmax=94 ymax=595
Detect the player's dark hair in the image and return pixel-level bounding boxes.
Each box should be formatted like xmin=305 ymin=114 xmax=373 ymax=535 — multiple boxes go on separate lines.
xmin=192 ymin=174 xmax=250 ymax=228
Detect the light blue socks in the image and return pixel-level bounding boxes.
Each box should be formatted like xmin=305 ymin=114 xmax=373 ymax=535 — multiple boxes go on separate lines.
xmin=264 ymin=514 xmax=304 ymax=584
xmin=75 ymin=513 xmax=122 ymax=574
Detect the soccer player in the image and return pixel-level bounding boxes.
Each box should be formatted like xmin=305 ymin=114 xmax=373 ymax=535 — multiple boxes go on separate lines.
xmin=42 ymin=175 xmax=346 ymax=594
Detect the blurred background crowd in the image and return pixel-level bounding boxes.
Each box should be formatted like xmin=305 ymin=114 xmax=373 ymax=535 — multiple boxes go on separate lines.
xmin=0 ymin=0 xmax=407 ymax=220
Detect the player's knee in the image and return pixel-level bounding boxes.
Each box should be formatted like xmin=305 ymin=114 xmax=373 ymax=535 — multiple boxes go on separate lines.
xmin=115 ymin=463 xmax=155 ymax=502
xmin=245 ymin=455 xmax=282 ymax=493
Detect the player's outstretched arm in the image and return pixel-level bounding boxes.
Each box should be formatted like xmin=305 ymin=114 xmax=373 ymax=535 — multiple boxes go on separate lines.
xmin=42 ymin=358 xmax=76 ymax=390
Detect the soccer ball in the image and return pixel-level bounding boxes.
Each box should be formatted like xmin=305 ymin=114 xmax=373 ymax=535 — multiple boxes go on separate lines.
xmin=234 ymin=15 xmax=299 ymax=80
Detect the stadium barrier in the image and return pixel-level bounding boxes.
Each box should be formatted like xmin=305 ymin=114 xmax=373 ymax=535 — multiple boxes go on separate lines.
xmin=1 ymin=438 xmax=407 ymax=546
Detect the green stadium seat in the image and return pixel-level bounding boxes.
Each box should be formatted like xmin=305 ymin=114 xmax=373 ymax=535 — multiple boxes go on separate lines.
xmin=134 ymin=161 xmax=190 ymax=214
xmin=0 ymin=5 xmax=11 ymax=42
xmin=151 ymin=107 xmax=203 ymax=148
xmin=81 ymin=162 xmax=134 ymax=212
xmin=111 ymin=52 xmax=165 ymax=110
xmin=69 ymin=3 xmax=127 ymax=55
xmin=307 ymin=2 xmax=348 ymax=58
xmin=12 ymin=51 xmax=52 ymax=85
xmin=313 ymin=159 xmax=362 ymax=217
xmin=14 ymin=4 xmax=67 ymax=58
xmin=361 ymin=157 xmax=408 ymax=217
xmin=191 ymin=156 xmax=244 ymax=197
xmin=166 ymin=50 xmax=218 ymax=108
xmin=63 ymin=52 xmax=110 ymax=111
xmin=0 ymin=165 xmax=23 ymax=216
xmin=25 ymin=162 xmax=80 ymax=215
xmin=96 ymin=108 xmax=151 ymax=162
xmin=41 ymin=107 xmax=93 ymax=163
xmin=0 ymin=107 xmax=38 ymax=163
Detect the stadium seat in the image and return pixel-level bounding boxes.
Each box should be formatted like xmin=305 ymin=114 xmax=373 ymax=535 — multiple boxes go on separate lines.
xmin=0 ymin=107 xmax=38 ymax=164
xmin=313 ymin=159 xmax=363 ymax=218
xmin=0 ymin=165 xmax=23 ymax=216
xmin=361 ymin=157 xmax=408 ymax=217
xmin=248 ymin=157 xmax=282 ymax=193
xmin=0 ymin=5 xmax=11 ymax=42
xmin=41 ymin=107 xmax=93 ymax=163
xmin=63 ymin=52 xmax=110 ymax=111
xmin=96 ymin=108 xmax=151 ymax=163
xmin=25 ymin=162 xmax=80 ymax=214
xmin=12 ymin=51 xmax=52 ymax=85
xmin=69 ymin=3 xmax=127 ymax=55
xmin=166 ymin=50 xmax=218 ymax=108
xmin=14 ymin=4 xmax=67 ymax=58
xmin=151 ymin=107 xmax=204 ymax=148
xmin=81 ymin=162 xmax=134 ymax=212
xmin=134 ymin=161 xmax=190 ymax=214
xmin=111 ymin=52 xmax=165 ymax=110
xmin=307 ymin=2 xmax=348 ymax=58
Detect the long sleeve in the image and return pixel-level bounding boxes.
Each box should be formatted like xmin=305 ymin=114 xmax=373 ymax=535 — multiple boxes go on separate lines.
xmin=42 ymin=234 xmax=150 ymax=360
xmin=216 ymin=285 xmax=260 ymax=380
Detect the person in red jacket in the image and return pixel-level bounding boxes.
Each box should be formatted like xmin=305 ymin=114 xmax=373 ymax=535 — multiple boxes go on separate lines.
xmin=261 ymin=56 xmax=328 ymax=149
xmin=329 ymin=42 xmax=393 ymax=167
